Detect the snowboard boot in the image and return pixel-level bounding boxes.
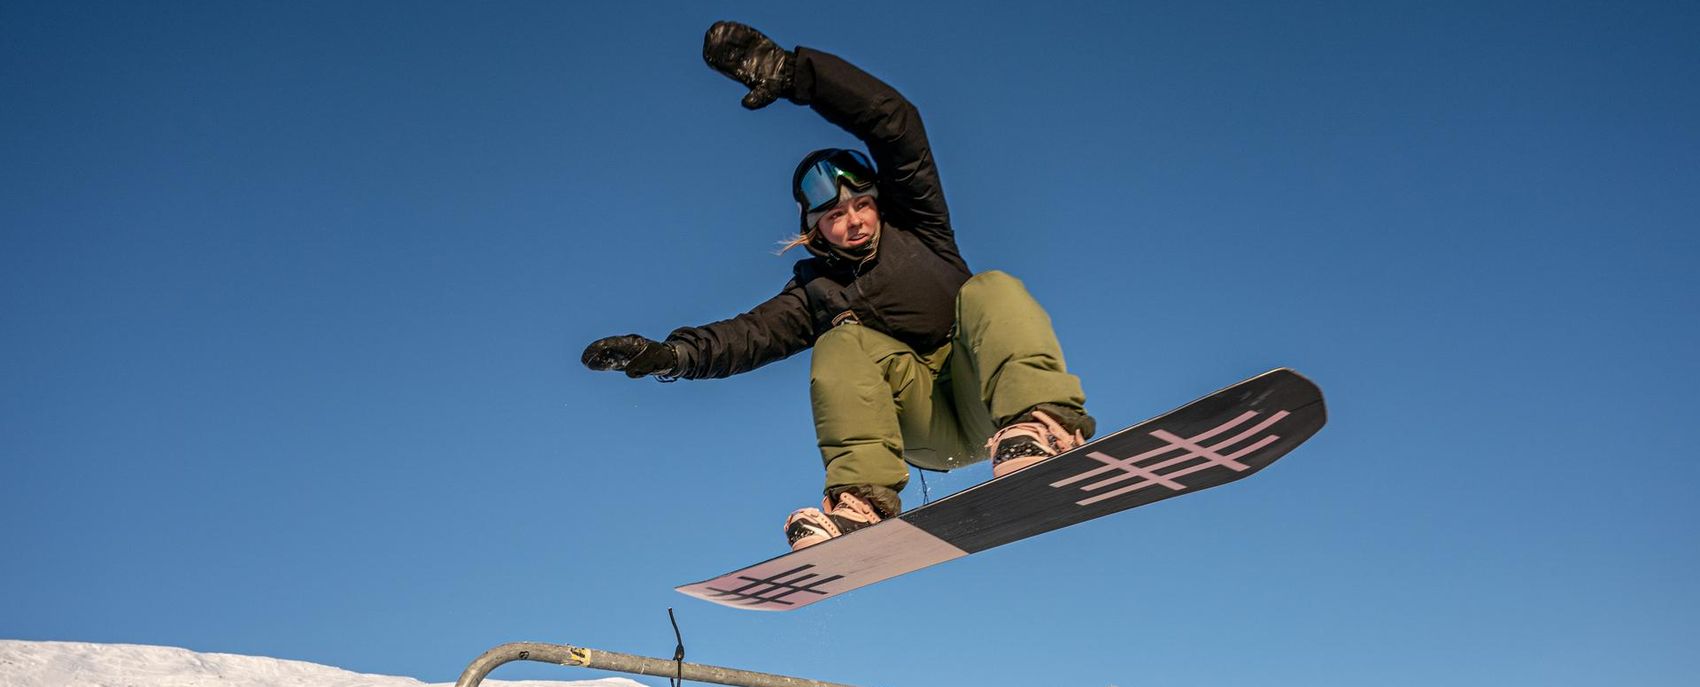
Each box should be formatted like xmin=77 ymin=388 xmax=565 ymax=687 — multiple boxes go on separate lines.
xmin=987 ymin=403 xmax=1097 ymax=479
xmin=784 ymin=486 xmax=896 ymax=551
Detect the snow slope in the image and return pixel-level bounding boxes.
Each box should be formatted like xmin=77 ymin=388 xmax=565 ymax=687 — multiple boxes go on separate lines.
xmin=0 ymin=640 xmax=645 ymax=687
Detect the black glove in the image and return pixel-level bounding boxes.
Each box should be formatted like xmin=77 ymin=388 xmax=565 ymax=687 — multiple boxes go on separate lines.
xmin=702 ymin=21 xmax=794 ymax=110
xmin=582 ymin=334 xmax=679 ymax=379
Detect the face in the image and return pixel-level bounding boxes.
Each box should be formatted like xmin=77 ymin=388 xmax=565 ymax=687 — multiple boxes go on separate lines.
xmin=815 ymin=194 xmax=880 ymax=250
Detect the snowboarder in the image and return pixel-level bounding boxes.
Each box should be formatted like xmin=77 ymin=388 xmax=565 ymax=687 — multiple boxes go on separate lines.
xmin=583 ymin=21 xmax=1096 ymax=551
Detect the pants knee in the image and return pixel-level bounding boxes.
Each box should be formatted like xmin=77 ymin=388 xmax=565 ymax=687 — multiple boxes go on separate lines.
xmin=959 ymin=270 xmax=1027 ymax=306
xmin=811 ymin=325 xmax=868 ymax=382
xmin=958 ymin=271 xmax=1042 ymax=328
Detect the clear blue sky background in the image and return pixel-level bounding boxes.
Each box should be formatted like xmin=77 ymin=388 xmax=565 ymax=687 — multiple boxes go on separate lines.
xmin=3 ymin=2 xmax=1696 ymax=686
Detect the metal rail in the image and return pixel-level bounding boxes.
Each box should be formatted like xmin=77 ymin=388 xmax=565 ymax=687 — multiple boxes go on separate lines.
xmin=453 ymin=641 xmax=861 ymax=687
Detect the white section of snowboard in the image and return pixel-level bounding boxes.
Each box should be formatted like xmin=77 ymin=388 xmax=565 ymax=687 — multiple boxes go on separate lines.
xmin=675 ymin=520 xmax=968 ymax=611
xmin=676 ymin=369 xmax=1327 ymax=612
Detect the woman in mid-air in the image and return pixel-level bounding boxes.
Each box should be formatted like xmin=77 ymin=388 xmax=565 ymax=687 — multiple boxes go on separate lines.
xmin=584 ymin=21 xmax=1094 ymax=551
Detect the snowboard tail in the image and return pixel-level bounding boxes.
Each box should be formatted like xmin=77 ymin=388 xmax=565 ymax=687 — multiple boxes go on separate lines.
xmin=677 ymin=368 xmax=1326 ymax=611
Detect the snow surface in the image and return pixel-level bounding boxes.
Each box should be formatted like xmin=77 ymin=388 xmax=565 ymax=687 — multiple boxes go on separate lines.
xmin=0 ymin=640 xmax=645 ymax=687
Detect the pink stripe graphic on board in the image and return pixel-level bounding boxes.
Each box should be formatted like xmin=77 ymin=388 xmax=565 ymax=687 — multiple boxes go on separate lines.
xmin=1049 ymin=410 xmax=1291 ymax=507
xmin=1051 ymin=411 xmax=1262 ymax=488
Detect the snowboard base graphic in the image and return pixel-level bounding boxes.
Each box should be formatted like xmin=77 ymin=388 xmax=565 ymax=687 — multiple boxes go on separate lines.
xmin=677 ymin=368 xmax=1326 ymax=611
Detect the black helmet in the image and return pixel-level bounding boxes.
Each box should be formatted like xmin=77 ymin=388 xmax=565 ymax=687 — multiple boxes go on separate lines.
xmin=792 ymin=148 xmax=878 ymax=226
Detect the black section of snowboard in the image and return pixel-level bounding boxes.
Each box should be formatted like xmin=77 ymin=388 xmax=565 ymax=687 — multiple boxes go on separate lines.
xmin=677 ymin=368 xmax=1325 ymax=611
xmin=902 ymin=368 xmax=1325 ymax=553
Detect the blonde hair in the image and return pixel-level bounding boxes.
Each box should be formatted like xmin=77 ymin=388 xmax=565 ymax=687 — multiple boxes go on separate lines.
xmin=775 ymin=230 xmax=815 ymax=255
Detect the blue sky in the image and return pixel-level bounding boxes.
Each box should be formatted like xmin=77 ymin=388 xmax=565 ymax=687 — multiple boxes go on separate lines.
xmin=2 ymin=2 xmax=1696 ymax=686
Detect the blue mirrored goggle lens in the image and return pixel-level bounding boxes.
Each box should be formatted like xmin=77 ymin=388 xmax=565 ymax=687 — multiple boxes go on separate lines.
xmin=798 ymin=164 xmax=846 ymax=211
xmin=797 ymin=151 xmax=875 ymax=212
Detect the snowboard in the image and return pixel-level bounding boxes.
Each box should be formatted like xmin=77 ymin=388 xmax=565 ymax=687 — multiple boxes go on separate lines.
xmin=676 ymin=368 xmax=1326 ymax=611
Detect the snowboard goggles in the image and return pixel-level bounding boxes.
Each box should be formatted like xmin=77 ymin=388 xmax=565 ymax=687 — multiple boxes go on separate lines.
xmin=794 ymin=149 xmax=877 ymax=213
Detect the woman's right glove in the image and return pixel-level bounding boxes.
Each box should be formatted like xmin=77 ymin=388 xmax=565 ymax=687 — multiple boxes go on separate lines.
xmin=702 ymin=21 xmax=794 ymax=110
xmin=582 ymin=334 xmax=679 ymax=379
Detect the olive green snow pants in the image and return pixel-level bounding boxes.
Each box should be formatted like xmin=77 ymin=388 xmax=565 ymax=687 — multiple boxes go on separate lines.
xmin=810 ymin=270 xmax=1086 ymax=497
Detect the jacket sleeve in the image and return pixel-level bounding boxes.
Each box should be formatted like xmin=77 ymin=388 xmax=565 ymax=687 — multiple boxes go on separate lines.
xmin=663 ymin=280 xmax=816 ymax=379
xmin=789 ymin=47 xmax=958 ymax=257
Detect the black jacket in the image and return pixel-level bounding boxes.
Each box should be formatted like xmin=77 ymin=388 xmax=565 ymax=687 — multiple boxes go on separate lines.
xmin=666 ymin=48 xmax=972 ymax=379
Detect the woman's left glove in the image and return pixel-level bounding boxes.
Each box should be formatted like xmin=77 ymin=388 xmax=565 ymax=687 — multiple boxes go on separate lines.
xmin=582 ymin=334 xmax=679 ymax=379
xmin=702 ymin=21 xmax=794 ymax=110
